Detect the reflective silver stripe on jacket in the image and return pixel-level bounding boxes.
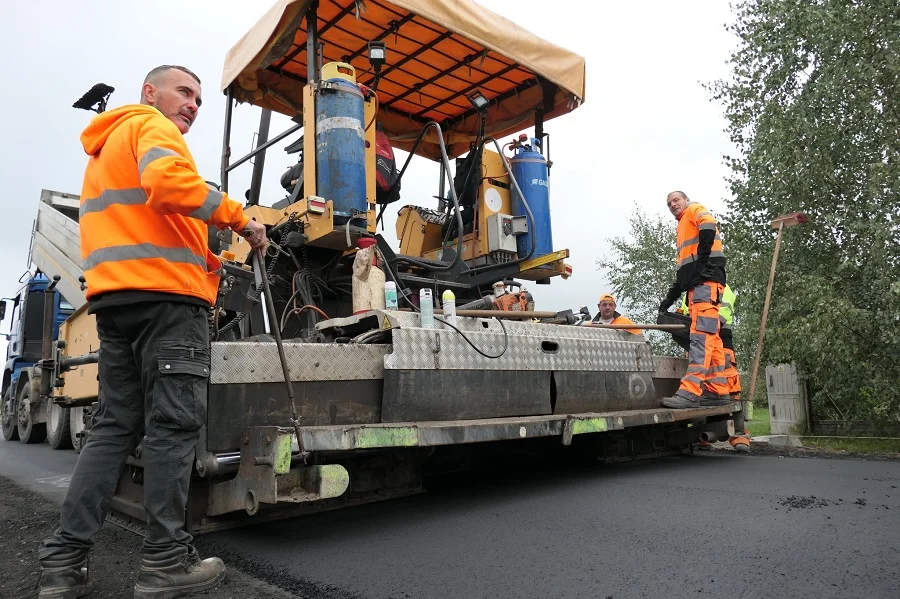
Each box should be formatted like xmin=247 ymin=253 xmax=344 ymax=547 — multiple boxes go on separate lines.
xmin=678 ymin=250 xmax=725 ymax=268
xmin=138 ymin=147 xmax=181 ymax=177
xmin=80 ymin=188 xmax=147 ymax=218
xmin=189 ymin=188 xmax=224 ymax=221
xmin=79 ymin=186 xmax=218 ymax=222
xmin=83 ymin=243 xmax=206 ymax=271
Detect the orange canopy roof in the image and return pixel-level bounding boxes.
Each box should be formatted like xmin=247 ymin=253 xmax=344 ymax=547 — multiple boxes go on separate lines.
xmin=222 ymin=0 xmax=586 ymax=159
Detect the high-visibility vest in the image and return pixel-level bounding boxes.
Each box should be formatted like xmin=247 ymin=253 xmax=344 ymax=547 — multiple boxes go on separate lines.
xmin=719 ymin=285 xmax=736 ymax=329
xmin=679 ymin=284 xmax=736 ymax=329
xmin=591 ymin=312 xmax=643 ymax=336
xmin=611 ymin=314 xmax=643 ymax=336
xmin=79 ymin=105 xmax=249 ymax=305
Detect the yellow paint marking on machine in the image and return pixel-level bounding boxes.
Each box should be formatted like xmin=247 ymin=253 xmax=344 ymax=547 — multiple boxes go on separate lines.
xmin=517 ymin=249 xmax=571 ymax=281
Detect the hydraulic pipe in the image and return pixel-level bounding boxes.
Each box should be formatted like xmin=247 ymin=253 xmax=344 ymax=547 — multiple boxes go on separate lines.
xmin=247 ymin=109 xmax=272 ymax=206
xmin=433 ymin=309 xmax=687 ymax=329
xmin=60 ymin=353 xmax=99 ymax=371
xmin=307 ymin=2 xmax=319 ymax=83
xmin=39 ymin=276 xmax=61 ymax=398
xmin=457 ymin=297 xmax=495 ymax=311
xmin=225 ymin=123 xmax=304 ymax=174
xmin=220 ymin=88 xmax=233 ymax=192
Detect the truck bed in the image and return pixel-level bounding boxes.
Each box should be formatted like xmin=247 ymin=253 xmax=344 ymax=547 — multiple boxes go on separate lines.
xmin=29 ymin=190 xmax=85 ymax=310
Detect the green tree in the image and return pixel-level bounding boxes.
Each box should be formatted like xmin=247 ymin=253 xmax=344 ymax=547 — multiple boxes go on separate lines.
xmin=711 ymin=0 xmax=900 ymax=418
xmin=595 ymin=205 xmax=683 ymax=356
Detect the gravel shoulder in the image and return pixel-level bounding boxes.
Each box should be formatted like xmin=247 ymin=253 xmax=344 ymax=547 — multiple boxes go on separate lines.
xmin=0 ymin=474 xmax=302 ymax=599
xmin=716 ymin=440 xmax=900 ymax=461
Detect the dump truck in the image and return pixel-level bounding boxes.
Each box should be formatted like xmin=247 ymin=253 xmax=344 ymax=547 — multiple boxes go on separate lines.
xmin=2 ymin=0 xmax=746 ymax=535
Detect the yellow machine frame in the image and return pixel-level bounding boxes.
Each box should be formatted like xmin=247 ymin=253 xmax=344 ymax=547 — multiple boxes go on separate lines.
xmin=394 ymin=147 xmax=570 ymax=280
xmin=228 ymin=77 xmax=378 ymax=264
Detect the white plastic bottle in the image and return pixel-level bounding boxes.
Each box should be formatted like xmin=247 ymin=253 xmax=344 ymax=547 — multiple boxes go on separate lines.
xmin=419 ymin=288 xmax=434 ymax=328
xmin=442 ymin=289 xmax=457 ymax=327
xmin=384 ymin=281 xmax=398 ymax=310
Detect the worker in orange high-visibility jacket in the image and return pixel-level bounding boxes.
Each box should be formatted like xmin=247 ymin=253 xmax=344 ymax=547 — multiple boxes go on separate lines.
xmin=592 ymin=293 xmax=643 ymax=336
xmin=657 ymin=191 xmax=731 ymax=409
xmin=38 ymin=65 xmax=268 ymax=599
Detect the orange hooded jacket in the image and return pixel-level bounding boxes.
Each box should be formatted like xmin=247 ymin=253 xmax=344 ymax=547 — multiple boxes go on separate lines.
xmin=78 ymin=105 xmax=250 ymax=306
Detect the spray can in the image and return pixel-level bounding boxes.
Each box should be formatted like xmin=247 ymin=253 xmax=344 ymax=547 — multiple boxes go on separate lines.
xmin=442 ymin=289 xmax=457 ymax=327
xmin=384 ymin=281 xmax=398 ymax=309
xmin=419 ymin=288 xmax=434 ymax=328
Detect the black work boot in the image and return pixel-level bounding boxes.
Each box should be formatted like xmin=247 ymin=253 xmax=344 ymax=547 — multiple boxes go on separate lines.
xmin=38 ymin=553 xmax=92 ymax=599
xmin=133 ymin=549 xmax=225 ymax=599
xmin=661 ymin=395 xmax=700 ymax=409
xmin=698 ymin=393 xmax=732 ymax=407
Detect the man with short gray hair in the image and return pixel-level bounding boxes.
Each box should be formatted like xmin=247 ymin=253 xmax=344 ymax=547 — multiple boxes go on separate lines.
xmin=37 ymin=65 xmax=267 ymax=599
xmin=657 ymin=190 xmax=730 ymax=409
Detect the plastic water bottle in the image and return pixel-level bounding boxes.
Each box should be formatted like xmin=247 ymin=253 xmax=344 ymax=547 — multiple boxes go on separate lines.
xmin=419 ymin=288 xmax=434 ymax=328
xmin=384 ymin=281 xmax=398 ymax=310
xmin=442 ymin=289 xmax=457 ymax=327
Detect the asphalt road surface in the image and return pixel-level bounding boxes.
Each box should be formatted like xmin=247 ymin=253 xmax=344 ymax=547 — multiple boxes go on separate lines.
xmin=1 ymin=441 xmax=898 ymax=599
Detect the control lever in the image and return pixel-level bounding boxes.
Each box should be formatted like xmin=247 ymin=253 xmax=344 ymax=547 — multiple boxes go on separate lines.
xmin=242 ymin=227 xmax=291 ymax=259
xmin=251 ymin=250 xmax=307 ymax=463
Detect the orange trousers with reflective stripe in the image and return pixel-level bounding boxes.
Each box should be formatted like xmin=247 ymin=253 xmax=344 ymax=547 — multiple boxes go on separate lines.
xmin=723 ymin=346 xmax=741 ymax=397
xmin=677 ymin=282 xmax=730 ymax=401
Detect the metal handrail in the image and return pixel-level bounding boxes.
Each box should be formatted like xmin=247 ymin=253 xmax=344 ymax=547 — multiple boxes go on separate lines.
xmin=391 ymin=121 xmax=465 ymax=272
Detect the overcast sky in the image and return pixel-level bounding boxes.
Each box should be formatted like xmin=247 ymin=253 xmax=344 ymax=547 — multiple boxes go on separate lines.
xmin=0 ymin=0 xmax=738 ymax=351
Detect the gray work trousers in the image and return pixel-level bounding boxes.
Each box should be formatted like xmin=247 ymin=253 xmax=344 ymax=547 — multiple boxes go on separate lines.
xmin=39 ymin=301 xmax=210 ymax=562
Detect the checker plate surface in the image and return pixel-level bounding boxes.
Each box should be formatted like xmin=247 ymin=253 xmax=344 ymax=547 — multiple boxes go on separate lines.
xmin=210 ymin=342 xmax=389 ymax=384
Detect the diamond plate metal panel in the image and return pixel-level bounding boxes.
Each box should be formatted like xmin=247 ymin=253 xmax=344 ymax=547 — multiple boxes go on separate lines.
xmin=384 ymin=327 xmax=654 ymax=372
xmin=382 ymin=310 xmax=644 ymax=342
xmin=210 ymin=342 xmax=389 ymax=384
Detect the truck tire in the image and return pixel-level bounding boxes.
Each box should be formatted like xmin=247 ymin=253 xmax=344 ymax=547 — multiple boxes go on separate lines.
xmin=47 ymin=400 xmax=73 ymax=450
xmin=70 ymin=405 xmax=96 ymax=453
xmin=16 ymin=384 xmax=47 ymax=444
xmin=1 ymin=387 xmax=19 ymax=441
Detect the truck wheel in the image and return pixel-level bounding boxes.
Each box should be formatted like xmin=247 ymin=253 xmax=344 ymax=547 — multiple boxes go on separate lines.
xmin=47 ymin=400 xmax=73 ymax=450
xmin=1 ymin=387 xmax=19 ymax=441
xmin=70 ymin=405 xmax=95 ymax=453
xmin=16 ymin=384 xmax=47 ymax=444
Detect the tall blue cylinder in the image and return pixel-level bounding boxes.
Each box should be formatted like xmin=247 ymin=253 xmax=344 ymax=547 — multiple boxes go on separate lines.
xmin=315 ymin=78 xmax=367 ymax=224
xmin=510 ymin=141 xmax=552 ymax=258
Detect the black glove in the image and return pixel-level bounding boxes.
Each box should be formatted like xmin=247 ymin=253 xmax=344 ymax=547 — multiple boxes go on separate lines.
xmin=659 ymin=281 xmax=682 ymax=313
xmin=700 ymin=261 xmax=715 ymax=280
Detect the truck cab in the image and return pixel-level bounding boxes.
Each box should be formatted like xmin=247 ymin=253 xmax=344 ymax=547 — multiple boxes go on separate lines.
xmin=1 ymin=273 xmax=74 ymax=442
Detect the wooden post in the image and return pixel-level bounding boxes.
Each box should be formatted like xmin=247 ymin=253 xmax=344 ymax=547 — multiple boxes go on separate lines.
xmin=746 ymin=221 xmax=785 ymax=417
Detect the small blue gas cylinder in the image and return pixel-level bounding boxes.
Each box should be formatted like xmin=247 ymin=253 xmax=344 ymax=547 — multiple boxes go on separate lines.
xmin=510 ymin=138 xmax=552 ymax=258
xmin=315 ymin=63 xmax=367 ymax=224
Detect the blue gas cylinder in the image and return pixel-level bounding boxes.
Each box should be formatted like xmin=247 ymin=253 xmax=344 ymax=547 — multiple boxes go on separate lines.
xmin=510 ymin=139 xmax=552 ymax=258
xmin=315 ymin=77 xmax=367 ymax=224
